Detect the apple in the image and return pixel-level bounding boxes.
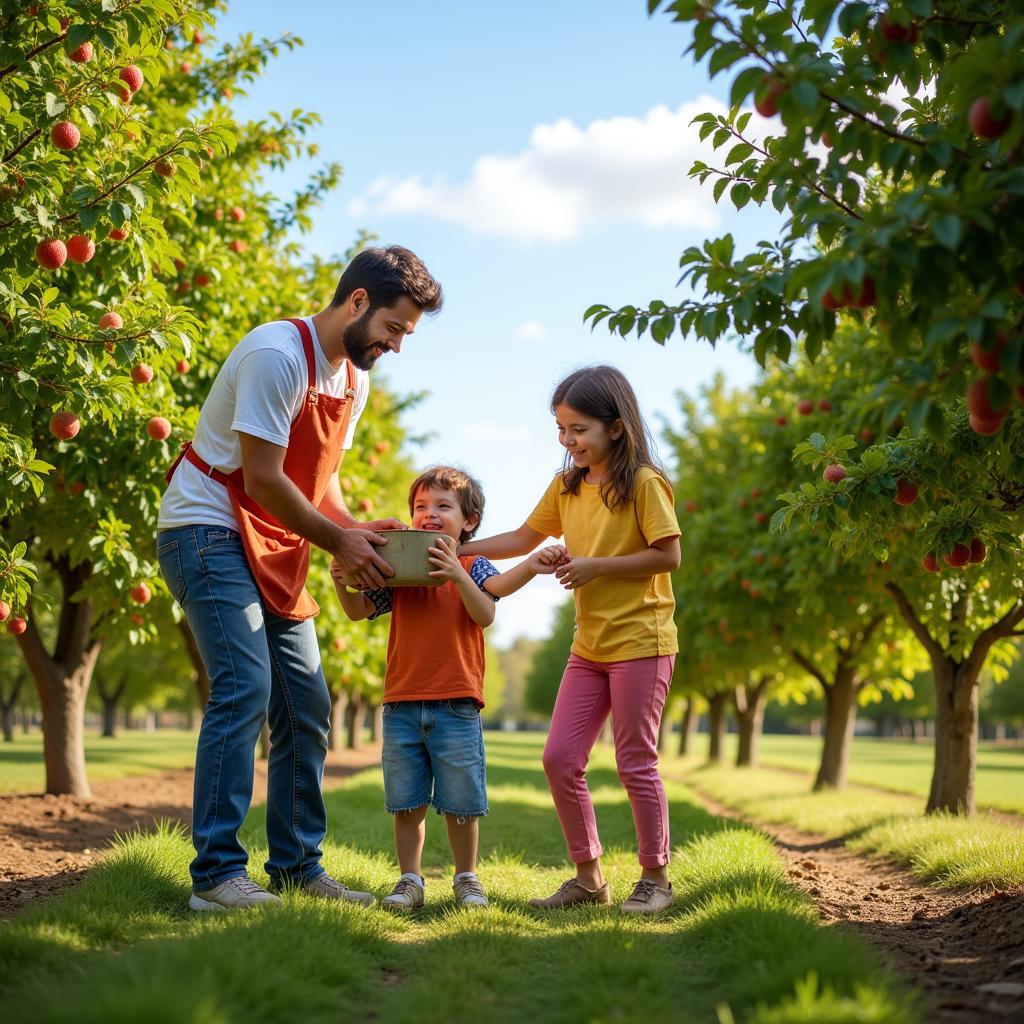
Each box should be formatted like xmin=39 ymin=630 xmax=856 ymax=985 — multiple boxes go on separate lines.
xmin=35 ymin=238 xmax=67 ymax=269
xmin=131 ymin=363 xmax=154 ymax=384
xmin=98 ymin=310 xmax=123 ymax=330
xmin=750 ymin=487 xmax=762 ymax=498
xmin=176 ymin=359 xmax=190 ymax=373
xmin=229 ymin=239 xmax=248 ymax=254
xmin=119 ymin=64 xmax=144 ymax=93
xmin=740 ymin=578 xmax=751 ymax=591
xmin=846 ymin=275 xmax=876 ymax=309
xmin=821 ymin=288 xmax=845 ymax=311
xmin=154 ymin=157 xmax=177 ymax=177
xmin=796 ymin=399 xmax=814 ymax=416
xmin=822 ymin=129 xmax=834 ymax=148
xmin=969 ymin=413 xmax=1004 ymax=436
xmin=358 ymin=497 xmax=373 ymax=513
xmin=970 ymin=333 xmax=1008 ymax=373
xmin=968 ymin=97 xmax=1012 ymax=140
xmin=859 ymin=426 xmax=875 ymax=443
xmin=67 ymin=41 xmax=93 ymax=63
xmin=7 ymin=617 xmax=27 ymax=636
xmin=340 ymin=476 xmax=352 ymax=491
xmin=108 ymin=225 xmax=130 ymax=241
xmin=375 ymin=440 xmax=391 ymax=453
xmin=737 ymin=497 xmax=748 ymax=509
xmin=754 ymin=75 xmax=788 ymax=118
xmin=818 ymin=399 xmax=833 ymax=411
xmin=49 ymin=411 xmax=81 ymax=440
xmin=684 ymin=500 xmax=698 ymax=513
xmin=50 ymin=121 xmax=80 ymax=151
xmin=894 ymin=478 xmax=919 ymax=506
xmin=878 ymin=14 xmax=918 ymax=44
xmin=180 ymin=61 xmax=193 ymax=73
xmin=0 ymin=601 xmax=9 ymax=622
xmin=943 ymin=543 xmax=971 ymax=569
xmin=130 ymin=582 xmax=152 ymax=605
xmin=130 ymin=613 xmax=144 ymax=626
xmin=755 ymin=512 xmax=769 ymax=525
xmin=367 ymin=454 xmax=379 ymax=467
xmin=969 ymin=537 xmax=987 ymax=564
xmin=775 ymin=415 xmax=788 ymax=426
xmin=921 ymin=551 xmax=940 ymax=573
xmin=146 ymin=416 xmax=171 ymax=440
xmin=230 ymin=205 xmax=246 ymax=222
xmin=331 ymin=637 xmax=346 ymax=652
xmin=823 ymin=463 xmax=847 ymax=483
xmin=967 ymin=377 xmax=1010 ymax=422
xmin=193 ymin=30 xmax=205 ymax=44
xmin=194 ymin=272 xmax=210 ymax=288
xmin=66 ymin=234 xmax=95 ymax=263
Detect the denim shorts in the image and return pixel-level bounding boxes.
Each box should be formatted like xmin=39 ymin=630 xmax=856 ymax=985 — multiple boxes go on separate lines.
xmin=381 ymin=699 xmax=488 ymax=819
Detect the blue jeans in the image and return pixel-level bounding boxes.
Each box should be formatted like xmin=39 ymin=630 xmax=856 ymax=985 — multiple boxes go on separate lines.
xmin=382 ymin=699 xmax=488 ymax=819
xmin=157 ymin=525 xmax=331 ymax=891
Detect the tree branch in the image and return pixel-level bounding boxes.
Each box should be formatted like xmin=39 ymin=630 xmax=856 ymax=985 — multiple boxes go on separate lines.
xmin=789 ymin=647 xmax=829 ymax=689
xmin=884 ymin=582 xmax=944 ymax=661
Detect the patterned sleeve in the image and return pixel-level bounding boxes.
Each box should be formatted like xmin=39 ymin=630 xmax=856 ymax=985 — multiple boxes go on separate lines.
xmin=470 ymin=557 xmax=501 ymax=601
xmin=365 ymin=587 xmax=393 ymax=620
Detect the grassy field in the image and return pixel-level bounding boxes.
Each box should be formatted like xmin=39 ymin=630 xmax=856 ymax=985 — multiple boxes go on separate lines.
xmin=0 ymin=733 xmax=917 ymax=1024
xmin=0 ymin=729 xmax=199 ymax=793
xmin=674 ymin=733 xmax=1024 ymax=814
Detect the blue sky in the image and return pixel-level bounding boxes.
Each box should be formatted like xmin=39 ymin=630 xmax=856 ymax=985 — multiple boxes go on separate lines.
xmin=215 ymin=1 xmax=785 ymax=644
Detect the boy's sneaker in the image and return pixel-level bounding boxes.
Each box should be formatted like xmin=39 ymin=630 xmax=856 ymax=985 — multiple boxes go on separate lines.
xmin=382 ymin=873 xmax=425 ymax=912
xmin=528 ymin=878 xmax=611 ymax=909
xmin=301 ymin=873 xmax=375 ymax=907
xmin=189 ymin=875 xmax=282 ymax=912
xmin=453 ymin=872 xmax=489 ymax=909
xmin=619 ymin=878 xmax=674 ymax=915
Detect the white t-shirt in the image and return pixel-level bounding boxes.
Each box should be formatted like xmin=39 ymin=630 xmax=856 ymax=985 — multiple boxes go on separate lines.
xmin=158 ymin=317 xmax=369 ymax=531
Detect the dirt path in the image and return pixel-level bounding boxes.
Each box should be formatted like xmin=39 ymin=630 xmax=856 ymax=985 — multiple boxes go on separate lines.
xmin=0 ymin=744 xmax=382 ymax=920
xmin=691 ymin=785 xmax=1024 ymax=1024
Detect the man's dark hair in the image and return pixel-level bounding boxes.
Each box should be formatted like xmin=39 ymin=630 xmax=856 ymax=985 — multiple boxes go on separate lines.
xmin=331 ymin=245 xmax=443 ymax=314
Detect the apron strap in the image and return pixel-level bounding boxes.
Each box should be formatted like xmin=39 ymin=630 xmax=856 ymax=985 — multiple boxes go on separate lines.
xmin=284 ymin=317 xmax=317 ymax=390
xmin=165 ymin=440 xmax=241 ymax=488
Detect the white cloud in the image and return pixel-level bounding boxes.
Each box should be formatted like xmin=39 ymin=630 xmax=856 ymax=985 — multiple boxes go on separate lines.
xmin=461 ymin=420 xmax=531 ymax=444
xmin=516 ymin=320 xmax=547 ymax=339
xmin=347 ymin=98 xmax=731 ymax=242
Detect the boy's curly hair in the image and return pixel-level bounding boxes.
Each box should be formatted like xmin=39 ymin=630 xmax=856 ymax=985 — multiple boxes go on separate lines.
xmin=407 ymin=466 xmax=485 ymax=542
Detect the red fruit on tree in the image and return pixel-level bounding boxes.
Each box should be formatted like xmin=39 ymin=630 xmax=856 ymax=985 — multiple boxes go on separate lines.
xmin=750 ymin=487 xmax=762 ymax=499
xmin=193 ymin=30 xmax=205 ymax=44
xmin=176 ymin=359 xmax=190 ymax=373
xmin=7 ymin=617 xmax=27 ymax=636
xmin=818 ymin=399 xmax=833 ymax=411
xmin=331 ymin=637 xmax=346 ymax=651
xmin=894 ymin=478 xmax=919 ymax=506
xmin=155 ymin=157 xmax=177 ymax=177
xmin=230 ymin=205 xmax=246 ymax=222
xmin=180 ymin=61 xmax=193 ymax=73
xmin=684 ymin=500 xmax=698 ymax=513
xmin=368 ymin=454 xmax=380 ymax=468
xmin=35 ymin=238 xmax=67 ymax=269
xmin=0 ymin=601 xmax=9 ymax=621
xmin=969 ymin=413 xmax=1004 ymax=436
xmin=943 ymin=543 xmax=971 ymax=568
xmin=879 ymin=14 xmax=918 ymax=44
xmin=66 ymin=234 xmax=95 ymax=263
xmin=796 ymin=399 xmax=814 ymax=416
xmin=130 ymin=613 xmax=145 ymax=626
xmin=119 ymin=64 xmax=144 ymax=92
xmin=966 ymin=377 xmax=1010 ymax=422
xmin=754 ymin=75 xmax=788 ymax=118
xmin=859 ymin=426 xmax=875 ymax=443
xmin=49 ymin=411 xmax=80 ymax=443
xmin=775 ymin=415 xmax=788 ymax=426
xmin=846 ymin=275 xmax=876 ymax=309
xmin=229 ymin=239 xmax=248 ymax=254
xmin=130 ymin=583 xmax=152 ymax=605
xmin=98 ymin=311 xmax=123 ymax=330
xmin=67 ymin=41 xmax=93 ymax=63
xmin=146 ymin=416 xmax=171 ymax=440
xmin=969 ymin=537 xmax=987 ymax=564
xmin=755 ymin=512 xmax=769 ymax=525
xmin=970 ymin=333 xmax=1008 ymax=373
xmin=108 ymin=225 xmax=130 ymax=241
xmin=131 ymin=363 xmax=154 ymax=384
xmin=823 ymin=463 xmax=847 ymax=484
xmin=821 ymin=288 xmax=845 ymax=311
xmin=375 ymin=440 xmax=391 ymax=453
xmin=194 ymin=272 xmax=210 ymax=288
xmin=358 ymin=497 xmax=373 ymax=513
xmin=50 ymin=120 xmax=80 ymax=150
xmin=921 ymin=551 xmax=940 ymax=573
xmin=968 ymin=97 xmax=1012 ymax=140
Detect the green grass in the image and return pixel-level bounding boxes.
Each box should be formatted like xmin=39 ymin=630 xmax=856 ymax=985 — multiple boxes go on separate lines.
xmin=686 ymin=733 xmax=1024 ymax=814
xmin=0 ymin=734 xmax=918 ymax=1024
xmin=0 ymin=729 xmax=199 ymax=793
xmin=679 ymin=763 xmax=1024 ymax=889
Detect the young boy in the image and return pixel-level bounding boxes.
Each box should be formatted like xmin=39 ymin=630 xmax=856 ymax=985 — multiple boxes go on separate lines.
xmin=332 ymin=465 xmax=558 ymax=910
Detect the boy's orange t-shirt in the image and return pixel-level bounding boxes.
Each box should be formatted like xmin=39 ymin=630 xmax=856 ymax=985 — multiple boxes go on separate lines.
xmin=367 ymin=555 xmax=496 ymax=707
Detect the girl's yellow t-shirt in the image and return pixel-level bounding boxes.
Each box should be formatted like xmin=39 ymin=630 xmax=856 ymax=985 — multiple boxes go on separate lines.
xmin=526 ymin=466 xmax=679 ymax=662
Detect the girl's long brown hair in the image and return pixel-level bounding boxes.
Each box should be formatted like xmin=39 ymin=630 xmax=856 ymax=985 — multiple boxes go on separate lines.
xmin=551 ymin=365 xmax=668 ymax=511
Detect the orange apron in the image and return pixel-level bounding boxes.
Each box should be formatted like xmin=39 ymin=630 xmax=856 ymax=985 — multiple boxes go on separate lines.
xmin=165 ymin=318 xmax=356 ymax=620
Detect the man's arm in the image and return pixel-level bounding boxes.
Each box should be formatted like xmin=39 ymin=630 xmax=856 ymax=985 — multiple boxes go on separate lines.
xmin=319 ymin=472 xmax=408 ymax=532
xmin=329 ymin=559 xmax=376 ymax=621
xmin=239 ymin=433 xmax=394 ymax=588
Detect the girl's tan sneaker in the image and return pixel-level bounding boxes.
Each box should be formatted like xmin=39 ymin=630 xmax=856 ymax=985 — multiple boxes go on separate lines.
xmin=528 ymin=878 xmax=611 ymax=909
xmin=619 ymin=878 xmax=674 ymax=914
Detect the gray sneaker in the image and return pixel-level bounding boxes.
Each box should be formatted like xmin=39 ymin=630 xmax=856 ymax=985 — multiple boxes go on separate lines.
xmin=189 ymin=876 xmax=282 ymax=912
xmin=620 ymin=878 xmax=674 ymax=915
xmin=382 ymin=873 xmax=425 ymax=912
xmin=453 ymin=872 xmax=489 ymax=909
xmin=302 ymin=873 xmax=375 ymax=907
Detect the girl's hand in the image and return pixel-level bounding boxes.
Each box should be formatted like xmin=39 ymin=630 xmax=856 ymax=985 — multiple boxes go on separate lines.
xmin=554 ymin=555 xmax=600 ymax=590
xmin=427 ymin=534 xmax=467 ymax=583
xmin=528 ymin=544 xmax=567 ymax=574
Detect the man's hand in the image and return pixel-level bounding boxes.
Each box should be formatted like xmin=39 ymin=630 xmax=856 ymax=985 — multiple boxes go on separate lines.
xmin=528 ymin=544 xmax=568 ymax=575
xmin=426 ymin=534 xmax=468 ymax=584
xmin=554 ymin=555 xmax=600 ymax=591
xmin=332 ymin=529 xmax=395 ymax=590
xmin=360 ymin=517 xmax=407 ymax=532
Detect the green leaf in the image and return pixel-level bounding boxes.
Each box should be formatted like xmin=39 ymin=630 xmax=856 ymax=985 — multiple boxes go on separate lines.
xmin=932 ymin=214 xmax=962 ymax=250
xmin=44 ymin=93 xmax=66 ymax=117
xmin=792 ymin=80 xmax=819 ymax=112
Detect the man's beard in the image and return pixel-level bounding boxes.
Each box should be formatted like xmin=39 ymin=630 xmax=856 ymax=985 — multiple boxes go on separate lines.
xmin=343 ymin=314 xmax=381 ymax=372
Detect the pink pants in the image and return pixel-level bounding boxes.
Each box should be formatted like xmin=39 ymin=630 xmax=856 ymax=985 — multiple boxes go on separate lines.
xmin=542 ymin=653 xmax=674 ymax=868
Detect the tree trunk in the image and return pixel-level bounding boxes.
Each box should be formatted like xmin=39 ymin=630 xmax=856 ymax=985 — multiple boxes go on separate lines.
xmin=599 ymin=717 xmax=614 ymax=745
xmin=15 ymin=557 xmax=101 ymax=796
xmin=927 ymin=658 xmax=978 ymax=815
xmin=1 ymin=672 xmax=23 ymax=742
xmin=258 ymin=720 xmax=270 ymax=760
xmin=677 ymin=697 xmax=696 ymax=756
xmin=657 ymin=704 xmax=672 ymax=752
xmin=328 ymin=690 xmax=348 ymax=752
xmin=345 ymin=691 xmax=364 ymax=750
xmin=369 ymin=702 xmax=384 ymax=744
xmin=813 ymin=667 xmax=858 ymax=791
xmin=734 ymin=677 xmax=769 ymax=768
xmin=98 ymin=679 xmax=125 ymax=739
xmin=179 ymin=620 xmax=211 ymax=712
xmin=706 ymin=691 xmax=727 ymax=763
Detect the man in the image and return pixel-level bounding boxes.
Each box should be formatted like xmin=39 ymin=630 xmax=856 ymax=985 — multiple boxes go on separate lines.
xmin=157 ymin=245 xmax=442 ymax=910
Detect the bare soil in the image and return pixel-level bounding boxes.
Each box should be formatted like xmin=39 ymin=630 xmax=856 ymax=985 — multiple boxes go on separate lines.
xmin=0 ymin=744 xmax=382 ymax=920
xmin=693 ymin=786 xmax=1024 ymax=1024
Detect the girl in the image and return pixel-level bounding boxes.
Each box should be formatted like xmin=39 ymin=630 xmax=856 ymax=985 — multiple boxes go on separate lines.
xmin=461 ymin=365 xmax=679 ymax=914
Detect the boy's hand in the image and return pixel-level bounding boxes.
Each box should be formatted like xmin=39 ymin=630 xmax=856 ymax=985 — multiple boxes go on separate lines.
xmin=528 ymin=544 xmax=567 ymax=574
xmin=427 ymin=534 xmax=467 ymax=583
xmin=554 ymin=555 xmax=599 ymax=590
